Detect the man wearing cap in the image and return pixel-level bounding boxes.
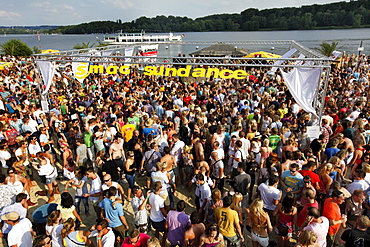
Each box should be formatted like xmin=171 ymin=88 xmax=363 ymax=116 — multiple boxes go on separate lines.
xmin=1 ymin=211 xmax=34 ymax=247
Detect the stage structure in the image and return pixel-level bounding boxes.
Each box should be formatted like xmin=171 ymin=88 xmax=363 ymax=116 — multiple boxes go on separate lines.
xmin=34 ymin=40 xmax=333 ymax=125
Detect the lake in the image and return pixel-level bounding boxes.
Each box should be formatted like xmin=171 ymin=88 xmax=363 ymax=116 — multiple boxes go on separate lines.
xmin=0 ymin=28 xmax=369 ymax=57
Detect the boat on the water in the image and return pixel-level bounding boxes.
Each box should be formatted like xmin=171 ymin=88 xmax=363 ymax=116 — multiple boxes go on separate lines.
xmin=101 ymin=31 xmax=183 ymax=44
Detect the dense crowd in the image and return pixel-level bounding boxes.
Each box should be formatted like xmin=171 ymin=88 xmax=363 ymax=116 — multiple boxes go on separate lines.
xmin=0 ymin=52 xmax=369 ymax=247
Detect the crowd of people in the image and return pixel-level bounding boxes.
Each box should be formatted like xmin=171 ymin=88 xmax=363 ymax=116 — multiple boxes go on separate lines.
xmin=0 ymin=51 xmax=369 ymax=247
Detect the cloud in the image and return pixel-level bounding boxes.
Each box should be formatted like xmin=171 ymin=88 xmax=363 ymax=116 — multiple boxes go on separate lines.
xmin=27 ymin=2 xmax=75 ymax=13
xmin=100 ymin=0 xmax=134 ymax=10
xmin=0 ymin=10 xmax=21 ymax=19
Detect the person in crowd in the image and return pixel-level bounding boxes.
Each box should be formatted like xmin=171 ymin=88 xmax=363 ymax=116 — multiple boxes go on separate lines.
xmin=0 ymin=193 xmax=28 ymax=245
xmin=231 ymin=162 xmax=251 ymax=210
xmin=347 ymin=169 xmax=369 ymax=193
xmin=45 ymin=210 xmax=63 ymax=247
xmin=215 ymin=195 xmax=244 ymax=247
xmin=342 ymin=189 xmax=366 ymax=228
xmin=1 ymin=211 xmax=34 ymax=247
xmin=302 ymin=207 xmax=329 ymax=247
xmin=84 ymin=167 xmax=102 ymax=219
xmin=99 ymin=186 xmax=129 ymax=241
xmin=131 ymin=186 xmax=150 ymax=233
xmin=64 ymin=166 xmax=89 ymax=216
xmin=199 ymin=223 xmax=225 ymax=247
xmin=322 ymin=190 xmax=347 ymax=247
xmin=148 ymin=181 xmax=167 ymax=246
xmin=248 ymin=198 xmax=273 ymax=247
xmin=89 ymin=219 xmax=116 ymax=247
xmin=183 ymin=211 xmax=206 ymax=247
xmin=122 ymin=229 xmax=151 ymax=247
xmin=60 ymin=218 xmax=93 ymax=247
xmin=258 ymin=175 xmax=281 ymax=225
xmin=57 ymin=192 xmax=85 ymax=227
xmin=166 ymin=200 xmax=191 ymax=247
xmin=341 ymin=215 xmax=370 ymax=246
xmin=295 ymin=230 xmax=320 ymax=247
xmin=280 ymin=163 xmax=303 ymax=196
xmin=273 ymin=192 xmax=297 ymax=247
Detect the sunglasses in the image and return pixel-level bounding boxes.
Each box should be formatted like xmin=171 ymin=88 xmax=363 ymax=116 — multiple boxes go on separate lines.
xmin=304 ymin=181 xmax=312 ymax=184
xmin=103 ymin=179 xmax=110 ymax=182
xmin=290 ymin=170 xmax=297 ymax=173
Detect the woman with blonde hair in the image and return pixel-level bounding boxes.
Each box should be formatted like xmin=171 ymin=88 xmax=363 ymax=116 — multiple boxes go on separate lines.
xmin=230 ymin=193 xmax=243 ymax=228
xmin=60 ymin=218 xmax=93 ymax=247
xmin=362 ymin=162 xmax=370 ymax=183
xmin=248 ymin=198 xmax=273 ymax=247
xmin=204 ymin=188 xmax=223 ymax=224
xmin=294 ymin=230 xmax=320 ymax=247
xmin=318 ymin=163 xmax=333 ymax=196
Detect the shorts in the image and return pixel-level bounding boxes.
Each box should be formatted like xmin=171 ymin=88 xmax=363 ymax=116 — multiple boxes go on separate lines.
xmin=45 ymin=174 xmax=57 ymax=184
xmin=151 ymin=219 xmax=166 ymax=232
xmin=112 ymin=224 xmax=127 ymax=239
xmin=172 ymin=167 xmax=179 ymax=176
xmin=223 ymin=234 xmax=241 ymax=247
xmin=160 ymin=190 xmax=170 ymax=206
xmin=251 ymin=231 xmax=269 ymax=247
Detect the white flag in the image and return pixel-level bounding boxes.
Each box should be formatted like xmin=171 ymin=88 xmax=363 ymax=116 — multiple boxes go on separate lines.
xmin=271 ymin=48 xmax=297 ymax=72
xmin=36 ymin=61 xmax=55 ymax=95
xmin=280 ymin=67 xmax=321 ymax=118
xmin=294 ymin=54 xmax=306 ymax=65
xmin=330 ymin=51 xmax=342 ymax=60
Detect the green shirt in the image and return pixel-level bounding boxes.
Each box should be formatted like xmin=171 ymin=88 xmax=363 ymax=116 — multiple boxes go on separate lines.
xmin=268 ymin=134 xmax=281 ymax=151
xmin=84 ymin=130 xmax=93 ymax=148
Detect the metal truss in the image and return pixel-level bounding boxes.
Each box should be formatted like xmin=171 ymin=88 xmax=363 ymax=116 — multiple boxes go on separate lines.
xmin=33 ymin=40 xmax=332 ymax=123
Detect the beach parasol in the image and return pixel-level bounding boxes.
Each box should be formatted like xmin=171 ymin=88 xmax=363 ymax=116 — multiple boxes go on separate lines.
xmin=41 ymin=49 xmax=60 ymax=54
xmin=244 ymin=51 xmax=281 ymax=58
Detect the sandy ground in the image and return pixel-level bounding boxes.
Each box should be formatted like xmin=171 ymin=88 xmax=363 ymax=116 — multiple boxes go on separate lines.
xmin=0 ymin=172 xmax=303 ymax=247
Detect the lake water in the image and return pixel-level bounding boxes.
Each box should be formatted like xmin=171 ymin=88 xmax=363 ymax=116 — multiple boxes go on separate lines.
xmin=0 ymin=28 xmax=369 ymax=56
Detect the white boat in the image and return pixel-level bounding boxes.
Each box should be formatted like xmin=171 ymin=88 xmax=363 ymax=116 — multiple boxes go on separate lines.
xmin=101 ymin=31 xmax=182 ymax=44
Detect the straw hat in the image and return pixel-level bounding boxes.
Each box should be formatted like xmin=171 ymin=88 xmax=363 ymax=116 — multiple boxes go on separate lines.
xmin=173 ymin=105 xmax=180 ymax=111
xmin=77 ymin=106 xmax=85 ymax=112
xmin=145 ymin=119 xmax=153 ymax=127
xmin=1 ymin=211 xmax=19 ymax=221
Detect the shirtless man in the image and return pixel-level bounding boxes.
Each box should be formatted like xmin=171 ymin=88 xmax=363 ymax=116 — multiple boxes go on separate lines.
xmin=161 ymin=146 xmax=177 ymax=194
xmin=182 ymin=211 xmax=205 ymax=247
xmin=194 ymin=136 xmax=207 ymax=162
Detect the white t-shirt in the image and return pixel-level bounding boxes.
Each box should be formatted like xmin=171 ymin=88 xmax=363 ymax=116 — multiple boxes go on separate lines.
xmin=149 ymin=194 xmax=165 ymax=222
xmin=0 ymin=150 xmax=11 ymax=168
xmin=90 ymin=228 xmax=115 ymax=247
xmin=151 ymin=171 xmax=169 ymax=194
xmin=7 ymin=218 xmax=33 ymax=247
xmin=28 ymin=143 xmax=42 ymax=156
xmin=258 ymin=183 xmax=281 ymax=210
xmin=199 ymin=182 xmax=211 ymax=207
xmin=212 ymin=160 xmax=224 ymax=179
xmin=89 ymin=176 xmax=102 ymax=203
xmin=132 ymin=196 xmax=148 ymax=226
xmin=45 ymin=224 xmax=63 ymax=247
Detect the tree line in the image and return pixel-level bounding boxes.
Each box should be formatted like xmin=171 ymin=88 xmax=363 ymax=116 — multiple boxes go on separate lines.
xmin=49 ymin=0 xmax=370 ymax=34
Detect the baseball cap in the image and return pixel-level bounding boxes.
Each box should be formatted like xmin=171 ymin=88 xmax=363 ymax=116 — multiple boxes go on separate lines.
xmin=1 ymin=211 xmax=20 ymax=221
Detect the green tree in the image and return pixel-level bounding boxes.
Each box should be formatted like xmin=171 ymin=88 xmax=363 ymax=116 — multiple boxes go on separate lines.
xmin=0 ymin=39 xmax=33 ymax=56
xmin=73 ymin=42 xmax=95 ymax=49
xmin=314 ymin=41 xmax=342 ymax=57
xmin=32 ymin=46 xmax=42 ymax=54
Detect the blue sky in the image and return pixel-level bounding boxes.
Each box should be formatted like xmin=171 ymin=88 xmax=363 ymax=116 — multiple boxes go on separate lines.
xmin=1 ymin=0 xmax=344 ymax=26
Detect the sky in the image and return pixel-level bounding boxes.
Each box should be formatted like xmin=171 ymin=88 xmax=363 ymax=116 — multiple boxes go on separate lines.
xmin=0 ymin=0 xmax=345 ymax=26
